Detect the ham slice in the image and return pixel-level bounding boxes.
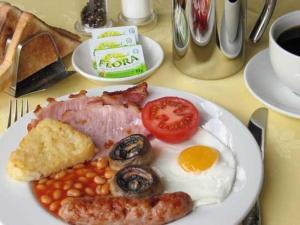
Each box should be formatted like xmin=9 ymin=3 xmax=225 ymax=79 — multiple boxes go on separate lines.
xmin=27 ymin=83 xmax=150 ymax=155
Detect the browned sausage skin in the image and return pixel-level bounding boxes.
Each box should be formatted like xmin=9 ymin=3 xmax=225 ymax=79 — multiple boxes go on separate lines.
xmin=59 ymin=192 xmax=193 ymax=225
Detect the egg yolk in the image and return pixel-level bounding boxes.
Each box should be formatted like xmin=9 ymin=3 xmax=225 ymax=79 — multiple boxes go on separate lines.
xmin=178 ymin=145 xmax=219 ymax=173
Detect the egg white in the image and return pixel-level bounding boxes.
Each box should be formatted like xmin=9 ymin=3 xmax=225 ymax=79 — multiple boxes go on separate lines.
xmin=151 ymin=128 xmax=237 ymax=207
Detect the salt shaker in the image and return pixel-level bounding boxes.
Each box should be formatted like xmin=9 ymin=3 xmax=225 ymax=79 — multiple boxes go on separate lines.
xmin=119 ymin=0 xmax=157 ymax=27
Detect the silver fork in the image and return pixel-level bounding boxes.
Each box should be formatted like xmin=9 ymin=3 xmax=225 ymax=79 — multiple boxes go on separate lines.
xmin=7 ymin=99 xmax=29 ymax=128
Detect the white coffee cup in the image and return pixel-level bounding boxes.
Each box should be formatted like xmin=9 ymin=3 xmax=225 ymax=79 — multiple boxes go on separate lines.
xmin=269 ymin=11 xmax=300 ymax=95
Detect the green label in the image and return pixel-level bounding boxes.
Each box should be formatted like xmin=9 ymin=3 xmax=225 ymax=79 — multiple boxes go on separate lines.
xmin=94 ymin=45 xmax=147 ymax=78
xmin=99 ymin=64 xmax=147 ymax=78
xmin=91 ymin=26 xmax=139 ymax=41
xmin=99 ymin=55 xmax=139 ymax=68
xmin=95 ymin=41 xmax=121 ymax=51
xmin=98 ymin=31 xmax=122 ymax=38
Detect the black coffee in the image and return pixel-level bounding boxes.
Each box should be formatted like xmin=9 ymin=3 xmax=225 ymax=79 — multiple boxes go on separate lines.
xmin=277 ymin=26 xmax=300 ymax=56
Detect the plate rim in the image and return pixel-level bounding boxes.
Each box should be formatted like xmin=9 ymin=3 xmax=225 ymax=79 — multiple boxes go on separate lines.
xmin=72 ymin=35 xmax=164 ymax=83
xmin=0 ymin=85 xmax=263 ymax=225
xmin=244 ymin=48 xmax=300 ymax=119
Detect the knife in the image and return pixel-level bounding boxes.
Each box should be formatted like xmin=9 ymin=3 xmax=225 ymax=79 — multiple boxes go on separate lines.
xmin=242 ymin=108 xmax=268 ymax=225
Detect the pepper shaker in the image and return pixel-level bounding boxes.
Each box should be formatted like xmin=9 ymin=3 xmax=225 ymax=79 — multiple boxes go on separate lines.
xmin=75 ymin=0 xmax=112 ymax=36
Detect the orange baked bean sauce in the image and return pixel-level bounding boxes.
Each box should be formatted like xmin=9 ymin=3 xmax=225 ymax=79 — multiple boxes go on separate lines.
xmin=32 ymin=157 xmax=115 ymax=216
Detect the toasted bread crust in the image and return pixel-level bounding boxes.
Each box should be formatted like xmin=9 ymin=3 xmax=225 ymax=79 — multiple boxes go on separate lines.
xmin=0 ymin=4 xmax=81 ymax=91
xmin=0 ymin=3 xmax=21 ymax=64
xmin=51 ymin=26 xmax=80 ymax=41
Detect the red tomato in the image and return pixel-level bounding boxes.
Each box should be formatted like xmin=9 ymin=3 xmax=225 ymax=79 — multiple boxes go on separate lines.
xmin=141 ymin=97 xmax=200 ymax=143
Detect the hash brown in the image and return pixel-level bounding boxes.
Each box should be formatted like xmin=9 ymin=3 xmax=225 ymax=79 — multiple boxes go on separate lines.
xmin=7 ymin=119 xmax=95 ymax=181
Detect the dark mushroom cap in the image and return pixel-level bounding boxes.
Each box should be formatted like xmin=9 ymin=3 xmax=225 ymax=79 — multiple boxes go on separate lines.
xmin=109 ymin=134 xmax=152 ymax=170
xmin=110 ymin=165 xmax=163 ymax=198
xmin=110 ymin=134 xmax=150 ymax=160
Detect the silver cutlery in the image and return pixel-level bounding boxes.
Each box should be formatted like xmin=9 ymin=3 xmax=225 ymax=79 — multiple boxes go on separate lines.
xmin=242 ymin=108 xmax=268 ymax=225
xmin=7 ymin=99 xmax=29 ymax=128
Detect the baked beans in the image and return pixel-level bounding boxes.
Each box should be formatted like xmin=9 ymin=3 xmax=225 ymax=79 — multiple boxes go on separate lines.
xmin=94 ymin=176 xmax=106 ymax=184
xmin=53 ymin=190 xmax=62 ymax=200
xmin=74 ymin=182 xmax=83 ymax=189
xmin=97 ymin=158 xmax=108 ymax=169
xmin=32 ymin=157 xmax=113 ymax=216
xmin=53 ymin=181 xmax=62 ymax=189
xmin=104 ymin=169 xmax=115 ymax=179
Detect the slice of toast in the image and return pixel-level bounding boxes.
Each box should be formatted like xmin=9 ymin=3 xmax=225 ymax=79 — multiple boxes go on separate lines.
xmin=13 ymin=12 xmax=81 ymax=81
xmin=0 ymin=3 xmax=80 ymax=63
xmin=0 ymin=3 xmax=22 ymax=64
xmin=0 ymin=3 xmax=80 ymax=46
xmin=0 ymin=5 xmax=81 ymax=92
xmin=0 ymin=2 xmax=20 ymax=90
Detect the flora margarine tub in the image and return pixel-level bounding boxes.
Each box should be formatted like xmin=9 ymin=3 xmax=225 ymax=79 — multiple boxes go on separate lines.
xmin=94 ymin=45 xmax=147 ymax=78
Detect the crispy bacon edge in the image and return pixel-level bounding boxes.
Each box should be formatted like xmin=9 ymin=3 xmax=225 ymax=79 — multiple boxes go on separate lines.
xmin=27 ymin=83 xmax=149 ymax=131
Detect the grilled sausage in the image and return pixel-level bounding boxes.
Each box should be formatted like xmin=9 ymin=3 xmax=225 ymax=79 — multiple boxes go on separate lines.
xmin=59 ymin=192 xmax=193 ymax=225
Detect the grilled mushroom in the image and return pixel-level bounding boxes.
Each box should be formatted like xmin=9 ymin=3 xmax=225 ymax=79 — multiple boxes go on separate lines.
xmin=109 ymin=134 xmax=153 ymax=170
xmin=110 ymin=165 xmax=163 ymax=198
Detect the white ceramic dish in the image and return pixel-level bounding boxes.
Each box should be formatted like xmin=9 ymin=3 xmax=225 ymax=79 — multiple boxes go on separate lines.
xmin=0 ymin=85 xmax=262 ymax=225
xmin=245 ymin=48 xmax=300 ymax=119
xmin=72 ymin=35 xmax=164 ymax=84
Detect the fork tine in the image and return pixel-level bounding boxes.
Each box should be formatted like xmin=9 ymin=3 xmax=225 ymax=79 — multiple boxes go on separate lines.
xmin=14 ymin=99 xmax=18 ymax=122
xmin=7 ymin=99 xmax=29 ymax=128
xmin=21 ymin=99 xmax=24 ymax=117
xmin=7 ymin=100 xmax=12 ymax=128
xmin=26 ymin=99 xmax=29 ymax=113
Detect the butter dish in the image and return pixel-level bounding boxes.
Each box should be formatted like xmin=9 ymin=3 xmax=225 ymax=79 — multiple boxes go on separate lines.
xmin=72 ymin=35 xmax=163 ymax=84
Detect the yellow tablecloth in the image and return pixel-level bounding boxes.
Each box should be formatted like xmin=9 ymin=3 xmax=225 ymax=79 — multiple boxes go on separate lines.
xmin=1 ymin=1 xmax=300 ymax=224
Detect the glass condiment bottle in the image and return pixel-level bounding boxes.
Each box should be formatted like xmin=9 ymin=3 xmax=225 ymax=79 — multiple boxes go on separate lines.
xmin=75 ymin=0 xmax=112 ymax=36
xmin=119 ymin=0 xmax=157 ymax=28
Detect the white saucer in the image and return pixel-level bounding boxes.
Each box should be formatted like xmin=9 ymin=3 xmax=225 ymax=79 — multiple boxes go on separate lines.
xmin=72 ymin=35 xmax=164 ymax=85
xmin=244 ymin=48 xmax=300 ymax=119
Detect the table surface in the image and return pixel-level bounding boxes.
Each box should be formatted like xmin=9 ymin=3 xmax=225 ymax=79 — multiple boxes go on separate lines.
xmin=1 ymin=1 xmax=300 ymax=225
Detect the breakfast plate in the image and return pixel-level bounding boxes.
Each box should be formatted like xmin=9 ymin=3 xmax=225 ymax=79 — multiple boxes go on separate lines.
xmin=0 ymin=85 xmax=262 ymax=225
xmin=245 ymin=48 xmax=300 ymax=119
xmin=72 ymin=35 xmax=164 ymax=85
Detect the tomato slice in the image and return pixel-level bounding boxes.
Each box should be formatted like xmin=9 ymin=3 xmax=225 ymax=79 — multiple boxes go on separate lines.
xmin=141 ymin=97 xmax=200 ymax=143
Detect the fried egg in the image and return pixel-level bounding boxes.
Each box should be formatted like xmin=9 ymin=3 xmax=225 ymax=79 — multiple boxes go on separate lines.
xmin=151 ymin=128 xmax=237 ymax=207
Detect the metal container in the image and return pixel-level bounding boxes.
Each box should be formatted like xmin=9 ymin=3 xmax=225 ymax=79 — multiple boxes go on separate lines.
xmin=172 ymin=0 xmax=277 ymax=79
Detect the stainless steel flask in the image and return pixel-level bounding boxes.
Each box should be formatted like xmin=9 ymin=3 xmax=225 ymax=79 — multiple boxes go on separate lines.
xmin=172 ymin=0 xmax=277 ymax=79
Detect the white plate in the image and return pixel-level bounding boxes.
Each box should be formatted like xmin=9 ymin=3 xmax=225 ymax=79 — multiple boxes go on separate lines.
xmin=245 ymin=48 xmax=300 ymax=119
xmin=0 ymin=86 xmax=262 ymax=225
xmin=72 ymin=35 xmax=164 ymax=84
